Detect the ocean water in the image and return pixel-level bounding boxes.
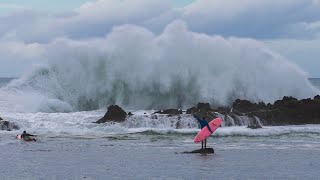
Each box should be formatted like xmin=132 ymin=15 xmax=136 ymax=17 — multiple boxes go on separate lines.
xmin=1 ymin=126 xmax=320 ymax=179
xmin=1 ymin=78 xmax=320 ymax=179
xmin=1 ymin=109 xmax=320 ymax=179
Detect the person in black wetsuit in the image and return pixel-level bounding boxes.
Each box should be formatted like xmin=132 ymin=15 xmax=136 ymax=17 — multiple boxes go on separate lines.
xmin=21 ymin=131 xmax=36 ymax=141
xmin=193 ymin=113 xmax=211 ymax=149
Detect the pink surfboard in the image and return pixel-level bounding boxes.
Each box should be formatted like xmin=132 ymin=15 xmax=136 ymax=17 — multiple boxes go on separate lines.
xmin=16 ymin=135 xmax=36 ymax=142
xmin=194 ymin=118 xmax=222 ymax=143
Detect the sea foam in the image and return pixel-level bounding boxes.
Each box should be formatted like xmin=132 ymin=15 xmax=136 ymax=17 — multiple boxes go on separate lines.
xmin=0 ymin=21 xmax=318 ymax=112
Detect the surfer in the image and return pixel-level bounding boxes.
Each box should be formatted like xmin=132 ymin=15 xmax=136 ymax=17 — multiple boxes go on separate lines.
xmin=21 ymin=131 xmax=36 ymax=141
xmin=193 ymin=113 xmax=210 ymax=149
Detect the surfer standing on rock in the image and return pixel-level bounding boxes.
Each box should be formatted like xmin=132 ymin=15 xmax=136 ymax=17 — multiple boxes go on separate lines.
xmin=193 ymin=113 xmax=210 ymax=149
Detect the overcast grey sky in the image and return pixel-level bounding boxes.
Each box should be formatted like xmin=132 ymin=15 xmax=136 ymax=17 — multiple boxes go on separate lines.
xmin=0 ymin=0 xmax=319 ymax=77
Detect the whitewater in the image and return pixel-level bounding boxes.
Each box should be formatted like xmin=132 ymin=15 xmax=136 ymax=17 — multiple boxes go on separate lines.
xmin=1 ymin=22 xmax=320 ymax=179
xmin=0 ymin=21 xmax=318 ymax=113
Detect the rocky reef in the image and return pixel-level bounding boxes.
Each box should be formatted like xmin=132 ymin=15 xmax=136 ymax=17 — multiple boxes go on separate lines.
xmin=95 ymin=105 xmax=127 ymax=123
xmin=229 ymin=96 xmax=320 ymax=126
xmin=96 ymin=95 xmax=320 ymax=127
xmin=183 ymin=96 xmax=320 ymax=127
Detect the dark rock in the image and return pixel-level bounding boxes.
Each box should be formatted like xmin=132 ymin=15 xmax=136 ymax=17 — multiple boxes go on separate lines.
xmin=175 ymin=116 xmax=182 ymax=129
xmin=247 ymin=125 xmax=262 ymax=129
xmin=232 ymin=99 xmax=265 ymax=113
xmin=94 ymin=95 xmax=320 ymax=126
xmin=154 ymin=109 xmax=182 ymax=115
xmin=267 ymin=96 xmax=320 ymax=125
xmin=186 ymin=103 xmax=218 ymax=122
xmin=274 ymin=96 xmax=298 ymax=107
xmin=197 ymin=103 xmax=212 ymax=114
xmin=180 ymin=96 xmax=320 ymax=126
xmin=175 ymin=120 xmax=181 ymax=129
xmin=186 ymin=107 xmax=197 ymax=114
xmin=128 ymin=112 xmax=133 ymax=116
xmin=182 ymin=148 xmax=214 ymax=154
xmin=214 ymin=107 xmax=230 ymax=114
xmin=186 ymin=102 xmax=214 ymax=114
xmin=222 ymin=96 xmax=320 ymax=126
xmin=95 ymin=105 xmax=127 ymax=123
xmin=0 ymin=120 xmax=19 ymax=131
xmin=185 ymin=96 xmax=320 ymax=126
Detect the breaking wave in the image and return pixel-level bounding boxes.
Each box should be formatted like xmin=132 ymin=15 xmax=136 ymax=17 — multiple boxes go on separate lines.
xmin=0 ymin=21 xmax=318 ymax=112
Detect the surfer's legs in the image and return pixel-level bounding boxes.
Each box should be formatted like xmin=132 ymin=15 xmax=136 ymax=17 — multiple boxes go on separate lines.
xmin=205 ymin=139 xmax=207 ymax=149
xmin=201 ymin=141 xmax=203 ymax=149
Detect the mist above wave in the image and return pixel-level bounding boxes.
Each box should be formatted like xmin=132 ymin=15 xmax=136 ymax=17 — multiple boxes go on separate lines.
xmin=1 ymin=21 xmax=318 ymax=112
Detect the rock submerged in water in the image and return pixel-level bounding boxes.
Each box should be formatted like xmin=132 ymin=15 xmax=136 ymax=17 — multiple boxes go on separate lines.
xmin=182 ymin=148 xmax=214 ymax=154
xmin=95 ymin=105 xmax=127 ymax=123
xmin=247 ymin=125 xmax=262 ymax=129
xmin=0 ymin=117 xmax=19 ymax=131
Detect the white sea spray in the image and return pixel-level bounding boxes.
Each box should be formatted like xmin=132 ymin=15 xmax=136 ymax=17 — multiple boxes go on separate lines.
xmin=0 ymin=21 xmax=318 ymax=112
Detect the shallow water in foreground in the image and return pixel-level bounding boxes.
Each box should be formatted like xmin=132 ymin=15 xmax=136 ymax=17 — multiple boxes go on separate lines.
xmin=1 ymin=132 xmax=320 ymax=180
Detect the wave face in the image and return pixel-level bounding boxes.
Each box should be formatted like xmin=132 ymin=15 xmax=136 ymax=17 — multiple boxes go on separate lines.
xmin=0 ymin=21 xmax=318 ymax=112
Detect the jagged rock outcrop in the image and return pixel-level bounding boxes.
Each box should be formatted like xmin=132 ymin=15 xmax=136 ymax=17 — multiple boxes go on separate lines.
xmin=228 ymin=96 xmax=320 ymax=125
xmin=95 ymin=105 xmax=127 ymax=123
xmin=266 ymin=96 xmax=320 ymax=125
xmin=186 ymin=103 xmax=213 ymax=114
xmin=232 ymin=99 xmax=267 ymax=114
xmin=95 ymin=95 xmax=320 ymax=126
xmin=186 ymin=103 xmax=217 ymax=122
xmin=185 ymin=95 xmax=320 ymax=126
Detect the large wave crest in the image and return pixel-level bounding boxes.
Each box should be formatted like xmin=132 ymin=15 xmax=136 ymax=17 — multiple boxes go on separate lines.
xmin=0 ymin=21 xmax=318 ymax=112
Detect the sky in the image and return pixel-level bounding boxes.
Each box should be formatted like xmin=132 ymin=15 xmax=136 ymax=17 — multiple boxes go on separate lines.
xmin=0 ymin=0 xmax=319 ymax=77
xmin=0 ymin=0 xmax=193 ymax=15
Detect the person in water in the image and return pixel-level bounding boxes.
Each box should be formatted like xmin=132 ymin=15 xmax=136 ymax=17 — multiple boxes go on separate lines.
xmin=21 ymin=131 xmax=36 ymax=141
xmin=193 ymin=113 xmax=210 ymax=149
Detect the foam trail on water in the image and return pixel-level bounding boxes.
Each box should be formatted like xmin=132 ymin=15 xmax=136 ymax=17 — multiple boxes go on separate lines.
xmin=0 ymin=21 xmax=318 ymax=112
xmin=2 ymin=111 xmax=320 ymax=138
